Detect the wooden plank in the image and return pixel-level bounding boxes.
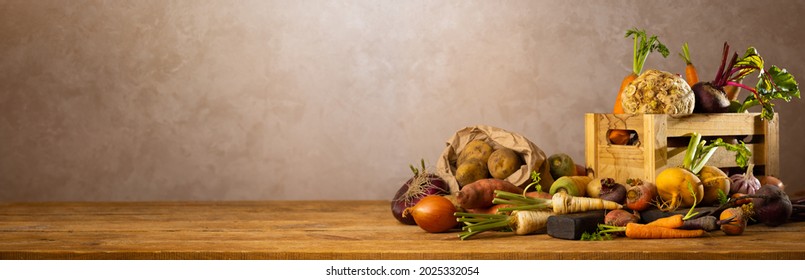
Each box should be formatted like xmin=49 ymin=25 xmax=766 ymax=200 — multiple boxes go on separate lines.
xmin=585 ymin=113 xmax=598 ymax=178
xmin=643 ymin=114 xmax=667 ymax=184
xmin=765 ymin=115 xmax=780 ymax=177
xmin=665 ymin=113 xmax=765 ymax=137
xmin=597 ymin=114 xmax=644 ymax=131
xmin=1 ymin=201 xmax=804 ymax=260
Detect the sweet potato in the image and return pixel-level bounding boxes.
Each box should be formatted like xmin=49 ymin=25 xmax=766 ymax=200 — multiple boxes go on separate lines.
xmin=456 ymin=178 xmax=523 ymax=209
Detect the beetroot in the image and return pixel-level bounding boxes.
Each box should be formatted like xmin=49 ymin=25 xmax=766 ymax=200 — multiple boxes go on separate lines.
xmin=692 ymin=82 xmax=731 ymax=113
xmin=599 ymin=181 xmax=627 ymax=204
xmin=391 ymin=160 xmax=449 ymax=225
xmin=751 ymin=184 xmax=792 ymax=227
xmin=605 ymin=209 xmax=640 ymax=227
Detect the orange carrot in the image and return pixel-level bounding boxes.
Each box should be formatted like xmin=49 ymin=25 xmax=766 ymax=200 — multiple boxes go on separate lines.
xmin=608 ymin=130 xmax=631 ymax=145
xmin=679 ymin=42 xmax=698 ymax=86
xmin=724 ymin=83 xmax=742 ymax=101
xmin=624 ymin=223 xmax=705 ymax=239
xmin=684 ymin=64 xmax=698 ymax=86
xmin=646 ymin=214 xmax=684 ymax=229
xmin=613 ymin=73 xmax=638 ymax=114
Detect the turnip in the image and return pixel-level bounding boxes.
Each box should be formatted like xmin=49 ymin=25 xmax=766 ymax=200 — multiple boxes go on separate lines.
xmin=699 ymin=165 xmax=731 ymax=206
xmin=391 ymin=160 xmax=449 ymax=225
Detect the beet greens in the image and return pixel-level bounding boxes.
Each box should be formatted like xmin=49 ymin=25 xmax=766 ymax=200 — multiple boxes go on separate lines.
xmin=705 ymin=42 xmax=800 ymax=120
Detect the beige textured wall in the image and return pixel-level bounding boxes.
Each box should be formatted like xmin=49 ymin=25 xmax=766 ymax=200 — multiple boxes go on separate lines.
xmin=2 ymin=0 xmax=804 ymax=201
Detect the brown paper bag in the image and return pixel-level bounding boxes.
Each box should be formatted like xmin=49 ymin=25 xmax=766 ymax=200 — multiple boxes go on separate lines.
xmin=436 ymin=125 xmax=554 ymax=194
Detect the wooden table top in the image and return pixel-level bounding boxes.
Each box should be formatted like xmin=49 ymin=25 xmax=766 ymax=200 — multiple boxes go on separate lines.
xmin=1 ymin=200 xmax=803 ymax=260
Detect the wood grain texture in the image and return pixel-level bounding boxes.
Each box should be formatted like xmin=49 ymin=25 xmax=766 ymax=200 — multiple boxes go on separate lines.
xmin=1 ymin=201 xmax=804 ymax=260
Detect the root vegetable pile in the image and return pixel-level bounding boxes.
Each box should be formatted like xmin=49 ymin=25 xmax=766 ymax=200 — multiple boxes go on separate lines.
xmin=390 ymin=27 xmax=803 ymax=242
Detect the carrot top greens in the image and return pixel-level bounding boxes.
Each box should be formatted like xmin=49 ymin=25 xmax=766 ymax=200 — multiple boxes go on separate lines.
xmin=626 ymin=28 xmax=669 ymax=75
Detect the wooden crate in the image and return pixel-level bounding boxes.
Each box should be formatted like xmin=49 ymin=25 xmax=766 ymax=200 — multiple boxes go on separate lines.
xmin=585 ymin=113 xmax=779 ymax=184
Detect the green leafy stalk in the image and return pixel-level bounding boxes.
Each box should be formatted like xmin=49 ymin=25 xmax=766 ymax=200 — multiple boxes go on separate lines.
xmin=626 ymin=28 xmax=670 ymax=75
xmin=454 ymin=212 xmax=512 ymax=240
xmin=716 ymin=189 xmax=729 ymax=206
xmin=738 ymin=65 xmax=801 ymax=120
xmin=682 ymin=182 xmax=699 ymax=220
xmin=683 ymin=132 xmax=752 ymax=174
xmin=595 ymin=224 xmax=627 ymax=235
xmin=682 ymin=132 xmax=702 ymax=170
xmin=679 ymin=42 xmax=693 ymax=65
xmin=491 ymin=190 xmax=551 ymax=213
xmin=707 ymin=138 xmax=752 ymax=169
xmin=523 ymin=171 xmax=542 ymax=195
xmin=690 ymin=142 xmax=718 ymax=175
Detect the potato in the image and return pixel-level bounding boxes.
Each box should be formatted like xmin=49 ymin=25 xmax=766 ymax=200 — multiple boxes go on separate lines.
xmin=457 ymin=140 xmax=493 ymax=166
xmin=455 ymin=158 xmax=490 ymax=188
xmin=487 ymin=148 xmax=523 ymax=179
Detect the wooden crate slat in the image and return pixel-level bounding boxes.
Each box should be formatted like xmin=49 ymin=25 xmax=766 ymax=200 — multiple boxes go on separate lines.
xmin=665 ymin=113 xmax=765 ymax=137
xmin=764 ymin=117 xmax=780 ymax=177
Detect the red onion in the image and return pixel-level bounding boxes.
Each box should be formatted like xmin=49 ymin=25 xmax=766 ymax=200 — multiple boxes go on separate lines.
xmin=729 ymin=163 xmax=761 ymax=195
xmin=391 ymin=160 xmax=449 ymax=225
